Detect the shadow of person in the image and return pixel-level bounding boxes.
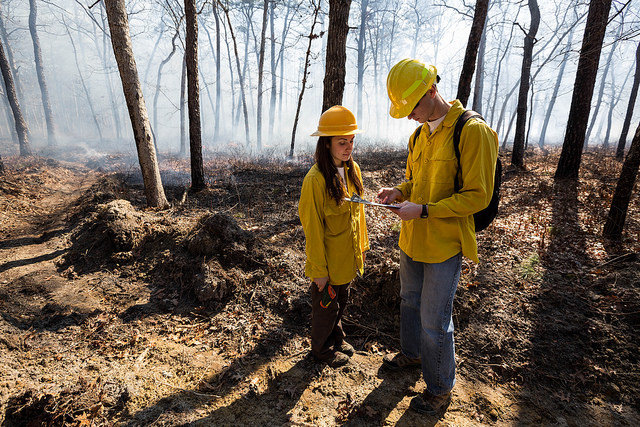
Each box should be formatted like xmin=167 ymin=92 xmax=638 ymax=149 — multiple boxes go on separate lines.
xmin=344 ymin=364 xmax=421 ymax=426
xmin=180 ymin=353 xmax=319 ymax=426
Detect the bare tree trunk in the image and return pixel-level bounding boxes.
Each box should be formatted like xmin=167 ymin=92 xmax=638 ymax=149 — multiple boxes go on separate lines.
xmin=511 ymin=0 xmax=540 ymax=167
xmin=604 ymin=64 xmax=632 ymax=149
xmin=99 ymin=7 xmax=123 ymax=141
xmin=456 ymin=0 xmax=489 ymax=107
xmin=356 ymin=0 xmax=368 ymax=126
xmin=268 ymin=1 xmax=276 ymax=141
xmin=184 ymin=0 xmax=205 ymax=191
xmin=256 ymin=0 xmax=269 ymax=150
xmin=585 ymin=26 xmax=620 ymax=148
xmin=539 ymin=33 xmax=573 ymax=148
xmin=0 ymin=72 xmax=17 ymax=144
xmin=471 ymin=17 xmax=487 ymax=114
xmin=180 ymin=54 xmax=187 ymax=156
xmin=322 ymin=0 xmax=351 ymax=112
xmin=555 ymin=0 xmax=612 ymax=180
xmin=603 ymin=121 xmax=640 ymax=239
xmin=219 ymin=0 xmax=250 ymax=147
xmin=0 ymin=38 xmax=31 ymax=156
xmin=64 ymin=19 xmax=104 ymax=143
xmin=0 ymin=7 xmax=24 ymax=108
xmin=29 ymin=0 xmax=56 ymax=146
xmin=103 ymin=0 xmax=169 ymax=208
xmin=154 ymin=30 xmax=179 ymax=147
xmin=289 ymin=1 xmax=321 ymax=158
xmin=616 ymin=42 xmax=640 ymax=158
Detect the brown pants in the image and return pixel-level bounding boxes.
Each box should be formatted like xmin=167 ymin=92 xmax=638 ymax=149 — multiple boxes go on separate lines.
xmin=310 ymin=281 xmax=350 ymax=360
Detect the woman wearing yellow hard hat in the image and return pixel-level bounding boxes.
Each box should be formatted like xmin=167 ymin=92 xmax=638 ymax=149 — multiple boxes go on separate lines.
xmin=298 ymin=105 xmax=369 ymax=368
xmin=378 ymin=59 xmax=499 ymax=415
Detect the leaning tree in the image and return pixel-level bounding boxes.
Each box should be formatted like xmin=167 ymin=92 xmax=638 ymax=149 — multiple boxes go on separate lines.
xmin=102 ymin=0 xmax=169 ymax=208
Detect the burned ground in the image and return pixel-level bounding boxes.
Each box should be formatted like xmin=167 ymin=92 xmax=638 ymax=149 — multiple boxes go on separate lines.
xmin=0 ymin=148 xmax=638 ymax=426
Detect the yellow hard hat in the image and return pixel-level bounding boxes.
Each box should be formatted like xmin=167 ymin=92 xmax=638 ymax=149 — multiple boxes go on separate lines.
xmin=311 ymin=105 xmax=363 ymax=136
xmin=387 ymin=59 xmax=438 ymax=118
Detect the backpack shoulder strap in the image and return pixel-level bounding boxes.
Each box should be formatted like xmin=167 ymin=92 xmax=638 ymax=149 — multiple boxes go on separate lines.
xmin=410 ymin=124 xmax=423 ymax=152
xmin=453 ymin=110 xmax=484 ymax=192
xmin=408 ymin=124 xmax=423 ymax=181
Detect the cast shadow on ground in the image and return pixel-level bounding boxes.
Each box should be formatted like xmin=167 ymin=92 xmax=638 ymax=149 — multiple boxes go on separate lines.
xmin=124 ymin=297 xmax=309 ymax=425
xmin=514 ymin=179 xmax=634 ymax=424
xmin=344 ymin=365 xmax=423 ymax=426
xmin=0 ymin=249 xmax=66 ymax=274
xmin=182 ymin=354 xmax=319 ymax=426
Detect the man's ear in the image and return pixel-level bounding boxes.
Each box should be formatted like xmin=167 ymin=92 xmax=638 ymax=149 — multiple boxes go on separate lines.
xmin=429 ymin=85 xmax=437 ymax=97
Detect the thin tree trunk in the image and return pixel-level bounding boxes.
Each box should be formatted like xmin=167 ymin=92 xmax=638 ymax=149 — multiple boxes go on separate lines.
xmin=457 ymin=0 xmax=489 ymax=107
xmin=184 ymin=0 xmax=205 ymax=191
xmin=65 ymin=20 xmax=103 ymax=143
xmin=555 ymin=0 xmax=612 ymax=180
xmin=180 ymin=54 xmax=187 ymax=156
xmin=604 ymin=64 xmax=632 ymax=149
xmin=0 ymin=40 xmax=30 ymax=156
xmin=256 ymin=0 xmax=269 ymax=150
xmin=290 ymin=1 xmax=321 ymax=158
xmin=511 ymin=0 xmax=540 ymax=168
xmin=268 ymin=0 xmax=276 ymax=141
xmin=356 ymin=0 xmax=368 ymax=125
xmin=472 ymin=17 xmax=487 ymax=114
xmin=616 ymin=42 xmax=640 ymax=158
xmin=213 ymin=4 xmax=221 ymax=142
xmin=0 ymin=73 xmax=17 ymax=144
xmin=103 ymin=0 xmax=169 ymax=208
xmin=322 ymin=0 xmax=351 ymax=112
xmin=603 ymin=121 xmax=640 ymax=239
xmin=29 ymin=0 xmax=56 ymax=145
xmin=98 ymin=7 xmax=122 ymax=141
xmin=539 ymin=33 xmax=573 ymax=148
xmin=153 ymin=30 xmax=179 ymax=147
xmin=219 ymin=0 xmax=250 ymax=147
xmin=585 ymin=26 xmax=620 ymax=148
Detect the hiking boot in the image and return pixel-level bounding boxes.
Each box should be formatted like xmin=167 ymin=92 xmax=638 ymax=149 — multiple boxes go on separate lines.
xmin=327 ymin=352 xmax=350 ymax=368
xmin=409 ymin=390 xmax=452 ymax=415
xmin=337 ymin=341 xmax=355 ymax=357
xmin=382 ymin=352 xmax=421 ymax=371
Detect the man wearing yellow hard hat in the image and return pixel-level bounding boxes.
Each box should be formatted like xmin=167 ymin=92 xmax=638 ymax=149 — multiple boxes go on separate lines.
xmin=377 ymin=59 xmax=499 ymax=415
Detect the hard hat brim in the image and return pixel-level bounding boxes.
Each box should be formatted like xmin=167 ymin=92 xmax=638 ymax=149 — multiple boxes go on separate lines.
xmin=310 ymin=129 xmax=364 ymax=137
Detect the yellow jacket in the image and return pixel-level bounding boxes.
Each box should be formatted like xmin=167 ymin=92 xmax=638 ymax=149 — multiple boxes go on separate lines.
xmin=298 ymin=162 xmax=369 ymax=285
xmin=396 ymin=100 xmax=499 ymax=264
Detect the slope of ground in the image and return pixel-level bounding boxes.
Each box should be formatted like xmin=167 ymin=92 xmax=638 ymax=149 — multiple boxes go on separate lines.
xmin=0 ymin=148 xmax=638 ymax=426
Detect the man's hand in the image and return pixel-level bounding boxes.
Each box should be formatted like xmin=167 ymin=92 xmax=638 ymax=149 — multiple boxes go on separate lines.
xmin=389 ymin=201 xmax=423 ymax=221
xmin=377 ymin=187 xmax=402 ymax=204
xmin=313 ymin=276 xmax=329 ymax=291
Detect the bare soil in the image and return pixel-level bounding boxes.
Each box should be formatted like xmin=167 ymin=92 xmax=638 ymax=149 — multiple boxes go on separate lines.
xmin=0 ymin=147 xmax=639 ymax=426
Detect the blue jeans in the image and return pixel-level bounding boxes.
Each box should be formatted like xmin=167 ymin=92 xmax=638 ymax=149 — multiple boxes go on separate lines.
xmin=399 ymin=250 xmax=461 ymax=396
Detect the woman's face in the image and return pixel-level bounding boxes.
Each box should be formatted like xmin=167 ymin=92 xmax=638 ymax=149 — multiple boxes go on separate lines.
xmin=329 ymin=135 xmax=355 ymax=166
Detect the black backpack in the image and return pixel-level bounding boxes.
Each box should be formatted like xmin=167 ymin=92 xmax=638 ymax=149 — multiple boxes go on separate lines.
xmin=410 ymin=110 xmax=501 ymax=232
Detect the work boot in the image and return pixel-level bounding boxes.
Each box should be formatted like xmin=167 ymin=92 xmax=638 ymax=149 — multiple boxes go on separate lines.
xmin=382 ymin=352 xmax=421 ymax=371
xmin=337 ymin=341 xmax=355 ymax=357
xmin=327 ymin=352 xmax=350 ymax=368
xmin=409 ymin=390 xmax=452 ymax=415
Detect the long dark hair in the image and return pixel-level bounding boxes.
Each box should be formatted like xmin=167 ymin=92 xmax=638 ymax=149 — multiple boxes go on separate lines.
xmin=315 ymin=136 xmax=364 ymax=205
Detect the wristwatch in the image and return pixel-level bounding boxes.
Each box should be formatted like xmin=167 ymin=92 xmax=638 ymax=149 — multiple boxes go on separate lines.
xmin=420 ymin=204 xmax=428 ymax=218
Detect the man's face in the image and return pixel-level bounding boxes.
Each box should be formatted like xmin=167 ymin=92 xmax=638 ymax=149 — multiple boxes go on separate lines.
xmin=407 ymin=87 xmax=435 ymax=123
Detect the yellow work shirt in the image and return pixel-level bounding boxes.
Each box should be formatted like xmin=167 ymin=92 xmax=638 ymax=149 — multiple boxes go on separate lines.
xmin=396 ymin=100 xmax=499 ymax=264
xmin=298 ymin=162 xmax=369 ymax=285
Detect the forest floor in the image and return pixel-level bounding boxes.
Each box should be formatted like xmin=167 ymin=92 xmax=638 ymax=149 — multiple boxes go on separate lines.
xmin=0 ymin=144 xmax=639 ymax=426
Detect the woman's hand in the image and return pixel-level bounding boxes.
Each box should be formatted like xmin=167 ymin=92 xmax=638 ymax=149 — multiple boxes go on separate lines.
xmin=313 ymin=276 xmax=329 ymax=291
